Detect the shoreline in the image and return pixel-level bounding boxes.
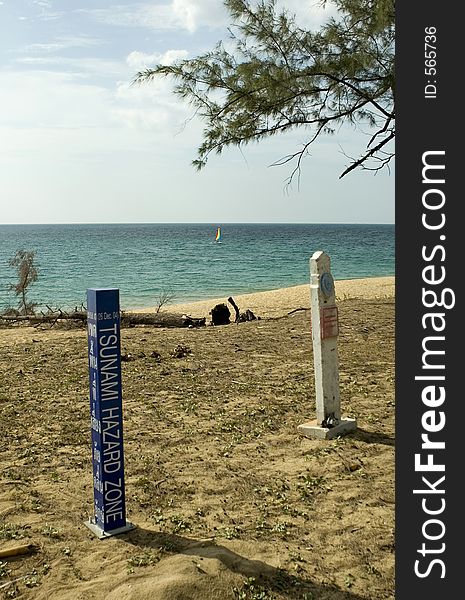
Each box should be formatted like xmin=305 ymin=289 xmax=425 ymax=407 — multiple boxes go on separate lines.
xmin=134 ymin=275 xmax=395 ymax=319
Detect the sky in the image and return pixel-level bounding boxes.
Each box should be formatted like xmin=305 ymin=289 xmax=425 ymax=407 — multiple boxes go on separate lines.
xmin=0 ymin=0 xmax=394 ymax=224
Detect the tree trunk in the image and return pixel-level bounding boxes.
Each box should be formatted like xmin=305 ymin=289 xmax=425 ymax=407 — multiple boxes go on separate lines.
xmin=227 ymin=297 xmax=240 ymax=322
xmin=0 ymin=311 xmax=205 ymax=329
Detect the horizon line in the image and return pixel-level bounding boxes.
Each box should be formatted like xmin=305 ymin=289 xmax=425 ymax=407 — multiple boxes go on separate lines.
xmin=0 ymin=221 xmax=395 ymax=226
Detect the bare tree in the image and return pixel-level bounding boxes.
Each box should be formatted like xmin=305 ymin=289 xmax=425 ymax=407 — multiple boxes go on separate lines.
xmin=9 ymin=250 xmax=39 ymax=315
xmin=155 ymin=290 xmax=176 ymax=314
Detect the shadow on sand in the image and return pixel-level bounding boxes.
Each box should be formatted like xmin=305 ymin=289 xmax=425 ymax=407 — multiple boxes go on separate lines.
xmin=122 ymin=526 xmax=368 ymax=600
xmin=351 ymin=427 xmax=394 ymax=447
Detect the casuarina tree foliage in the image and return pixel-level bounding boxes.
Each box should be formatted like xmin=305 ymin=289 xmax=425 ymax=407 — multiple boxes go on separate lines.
xmin=9 ymin=249 xmax=39 ymax=315
xmin=135 ymin=0 xmax=395 ymax=181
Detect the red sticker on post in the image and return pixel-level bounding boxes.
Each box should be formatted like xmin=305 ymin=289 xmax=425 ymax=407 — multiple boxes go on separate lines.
xmin=320 ymin=306 xmax=339 ymax=339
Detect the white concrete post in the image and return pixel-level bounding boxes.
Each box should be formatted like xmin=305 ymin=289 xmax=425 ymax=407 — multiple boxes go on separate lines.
xmin=298 ymin=251 xmax=356 ymax=439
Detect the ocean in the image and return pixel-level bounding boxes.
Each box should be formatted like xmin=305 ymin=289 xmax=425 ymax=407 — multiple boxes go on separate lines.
xmin=0 ymin=223 xmax=394 ymax=311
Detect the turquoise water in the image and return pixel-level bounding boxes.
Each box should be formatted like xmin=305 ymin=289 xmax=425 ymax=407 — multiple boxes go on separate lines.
xmin=0 ymin=223 xmax=394 ymax=311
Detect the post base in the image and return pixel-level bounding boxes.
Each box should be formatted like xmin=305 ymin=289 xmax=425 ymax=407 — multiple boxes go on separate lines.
xmin=298 ymin=418 xmax=357 ymax=440
xmin=84 ymin=518 xmax=136 ymax=539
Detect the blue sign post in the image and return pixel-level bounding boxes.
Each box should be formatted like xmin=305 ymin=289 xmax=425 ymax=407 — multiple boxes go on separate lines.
xmin=84 ymin=288 xmax=135 ymax=539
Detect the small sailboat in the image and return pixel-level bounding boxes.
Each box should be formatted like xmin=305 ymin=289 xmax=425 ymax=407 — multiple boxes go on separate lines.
xmin=214 ymin=226 xmax=222 ymax=243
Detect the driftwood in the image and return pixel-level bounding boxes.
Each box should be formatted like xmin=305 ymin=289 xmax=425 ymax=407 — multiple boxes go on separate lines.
xmin=122 ymin=313 xmax=205 ymax=328
xmin=227 ymin=297 xmax=257 ymax=323
xmin=0 ymin=310 xmax=86 ymax=326
xmin=209 ymin=303 xmax=231 ymax=325
xmin=1 ymin=297 xmax=261 ymax=329
xmin=0 ymin=310 xmax=205 ymax=329
xmin=206 ymin=298 xmax=259 ymax=325
xmin=240 ymin=309 xmax=258 ymax=322
xmin=227 ymin=297 xmax=240 ymax=322
xmin=0 ymin=544 xmax=37 ymax=559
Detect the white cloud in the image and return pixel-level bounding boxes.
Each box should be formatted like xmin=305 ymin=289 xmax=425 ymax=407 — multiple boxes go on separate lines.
xmin=170 ymin=0 xmax=226 ymax=32
xmin=0 ymin=71 xmax=112 ymax=130
xmin=15 ymin=56 xmax=128 ymax=79
xmin=0 ymin=67 xmax=204 ymax=224
xmin=79 ymin=3 xmax=173 ymax=30
xmin=83 ymin=1 xmax=335 ymax=33
xmin=278 ymin=0 xmax=338 ymax=29
xmin=110 ymin=105 xmax=174 ymax=130
xmin=22 ymin=35 xmax=105 ymax=53
xmin=112 ymin=73 xmax=192 ymax=131
xmin=36 ymin=12 xmax=62 ymax=21
xmin=81 ymin=0 xmax=227 ymax=33
xmin=0 ymin=66 xmax=194 ymax=146
xmin=30 ymin=0 xmax=63 ymax=21
xmin=126 ymin=49 xmax=188 ymax=70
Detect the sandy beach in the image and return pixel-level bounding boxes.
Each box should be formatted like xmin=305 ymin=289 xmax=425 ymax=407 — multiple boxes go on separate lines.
xmin=0 ymin=276 xmax=395 ymax=600
xmin=140 ymin=276 xmax=395 ymax=319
